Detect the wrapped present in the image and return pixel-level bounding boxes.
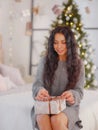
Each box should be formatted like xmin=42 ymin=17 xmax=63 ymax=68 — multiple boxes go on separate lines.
xmin=34 ymin=96 xmax=66 ymax=114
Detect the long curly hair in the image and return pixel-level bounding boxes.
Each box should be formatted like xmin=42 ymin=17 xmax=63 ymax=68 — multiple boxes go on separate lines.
xmin=43 ymin=26 xmax=81 ymax=91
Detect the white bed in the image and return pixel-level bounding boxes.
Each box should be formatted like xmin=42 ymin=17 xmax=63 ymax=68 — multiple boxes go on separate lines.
xmin=80 ymin=89 xmax=98 ymax=130
xmin=0 ymin=86 xmax=98 ymax=130
xmin=0 ymin=84 xmax=34 ymax=130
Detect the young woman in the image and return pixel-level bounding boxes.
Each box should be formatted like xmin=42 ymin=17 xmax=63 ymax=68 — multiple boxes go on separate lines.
xmin=32 ymin=26 xmax=85 ymax=130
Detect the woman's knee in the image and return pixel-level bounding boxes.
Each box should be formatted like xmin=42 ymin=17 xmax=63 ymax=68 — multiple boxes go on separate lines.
xmin=51 ymin=112 xmax=68 ymax=126
xmin=36 ymin=114 xmax=53 ymax=130
xmin=51 ymin=115 xmax=60 ymax=124
xmin=36 ymin=114 xmax=45 ymax=124
xmin=36 ymin=114 xmax=50 ymax=124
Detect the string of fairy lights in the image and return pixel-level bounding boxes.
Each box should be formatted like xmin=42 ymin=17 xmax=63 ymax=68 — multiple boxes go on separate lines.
xmin=8 ymin=1 xmax=14 ymax=66
xmin=8 ymin=0 xmax=30 ymax=66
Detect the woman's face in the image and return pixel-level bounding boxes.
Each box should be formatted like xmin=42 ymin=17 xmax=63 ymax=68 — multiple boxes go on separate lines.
xmin=53 ymin=33 xmax=67 ymax=59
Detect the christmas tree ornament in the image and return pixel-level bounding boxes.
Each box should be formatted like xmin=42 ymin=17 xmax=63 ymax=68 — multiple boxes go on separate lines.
xmin=66 ymin=16 xmax=70 ymax=21
xmin=84 ymin=60 xmax=88 ymax=65
xmin=87 ymin=74 xmax=91 ymax=78
xmin=73 ymin=18 xmax=78 ymax=23
xmin=71 ymin=28 xmax=75 ymax=32
xmin=58 ymin=19 xmax=63 ymax=24
xmin=67 ymin=5 xmax=72 ymax=11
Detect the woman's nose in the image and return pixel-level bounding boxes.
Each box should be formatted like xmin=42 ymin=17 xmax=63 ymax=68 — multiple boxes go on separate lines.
xmin=58 ymin=43 xmax=62 ymax=48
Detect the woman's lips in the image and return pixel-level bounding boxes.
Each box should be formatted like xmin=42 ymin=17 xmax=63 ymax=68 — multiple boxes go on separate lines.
xmin=57 ymin=50 xmax=64 ymax=53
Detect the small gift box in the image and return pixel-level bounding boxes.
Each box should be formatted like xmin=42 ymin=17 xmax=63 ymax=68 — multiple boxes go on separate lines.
xmin=34 ymin=96 xmax=66 ymax=114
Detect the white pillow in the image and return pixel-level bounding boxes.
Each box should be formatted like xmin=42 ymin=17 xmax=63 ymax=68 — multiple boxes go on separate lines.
xmin=0 ymin=64 xmax=25 ymax=85
xmin=0 ymin=75 xmax=7 ymax=91
xmin=4 ymin=76 xmax=17 ymax=89
xmin=0 ymin=75 xmax=17 ymax=92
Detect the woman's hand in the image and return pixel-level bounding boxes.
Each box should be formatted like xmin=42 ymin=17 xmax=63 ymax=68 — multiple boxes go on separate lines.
xmin=61 ymin=91 xmax=75 ymax=105
xmin=35 ymin=88 xmax=50 ymax=101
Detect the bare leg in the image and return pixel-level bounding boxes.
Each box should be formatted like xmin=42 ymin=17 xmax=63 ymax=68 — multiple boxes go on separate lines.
xmin=51 ymin=112 xmax=68 ymax=130
xmin=36 ymin=114 xmax=52 ymax=130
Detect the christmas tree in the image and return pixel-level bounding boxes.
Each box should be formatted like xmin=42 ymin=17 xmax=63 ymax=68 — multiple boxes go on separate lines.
xmin=46 ymin=0 xmax=98 ymax=88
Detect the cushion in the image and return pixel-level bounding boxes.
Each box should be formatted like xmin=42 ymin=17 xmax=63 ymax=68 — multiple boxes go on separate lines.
xmin=0 ymin=64 xmax=25 ymax=85
xmin=0 ymin=75 xmax=7 ymax=91
xmin=0 ymin=75 xmax=17 ymax=92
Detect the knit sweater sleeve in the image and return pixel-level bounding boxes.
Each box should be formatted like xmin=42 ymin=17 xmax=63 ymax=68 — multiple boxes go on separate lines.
xmin=69 ymin=60 xmax=85 ymax=106
xmin=32 ymin=57 xmax=45 ymax=99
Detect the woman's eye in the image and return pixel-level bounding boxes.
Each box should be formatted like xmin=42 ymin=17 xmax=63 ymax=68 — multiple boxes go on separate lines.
xmin=62 ymin=42 xmax=66 ymax=44
xmin=54 ymin=41 xmax=66 ymax=44
xmin=54 ymin=42 xmax=58 ymax=44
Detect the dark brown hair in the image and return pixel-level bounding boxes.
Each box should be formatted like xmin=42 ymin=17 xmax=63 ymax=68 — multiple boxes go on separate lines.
xmin=43 ymin=26 xmax=81 ymax=91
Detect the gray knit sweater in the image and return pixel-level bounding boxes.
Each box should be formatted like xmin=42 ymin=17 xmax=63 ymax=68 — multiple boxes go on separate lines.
xmin=32 ymin=56 xmax=85 ymax=130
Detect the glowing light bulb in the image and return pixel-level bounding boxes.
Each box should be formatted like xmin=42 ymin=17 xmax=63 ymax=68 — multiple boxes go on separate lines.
xmin=86 ymin=64 xmax=90 ymax=69
xmin=66 ymin=22 xmax=69 ymax=25
xmin=79 ymin=44 xmax=82 ymax=48
xmin=69 ymin=14 xmax=72 ymax=17
xmin=70 ymin=22 xmax=73 ymax=26
xmin=76 ymin=27 xmax=79 ymax=30
xmin=82 ymin=52 xmax=85 ymax=56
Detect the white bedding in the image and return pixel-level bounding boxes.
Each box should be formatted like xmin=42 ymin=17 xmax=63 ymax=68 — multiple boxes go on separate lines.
xmin=0 ymin=87 xmax=98 ymax=130
xmin=0 ymin=84 xmax=34 ymax=130
xmin=80 ymin=89 xmax=98 ymax=130
xmin=0 ymin=83 xmax=32 ymax=96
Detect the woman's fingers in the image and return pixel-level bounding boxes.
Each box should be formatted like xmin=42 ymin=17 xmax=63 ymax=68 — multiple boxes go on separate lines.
xmin=36 ymin=88 xmax=50 ymax=101
xmin=61 ymin=91 xmax=75 ymax=104
xmin=39 ymin=90 xmax=50 ymax=98
xmin=36 ymin=89 xmax=75 ymax=103
xmin=35 ymin=95 xmax=50 ymax=101
xmin=41 ymin=91 xmax=49 ymax=97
